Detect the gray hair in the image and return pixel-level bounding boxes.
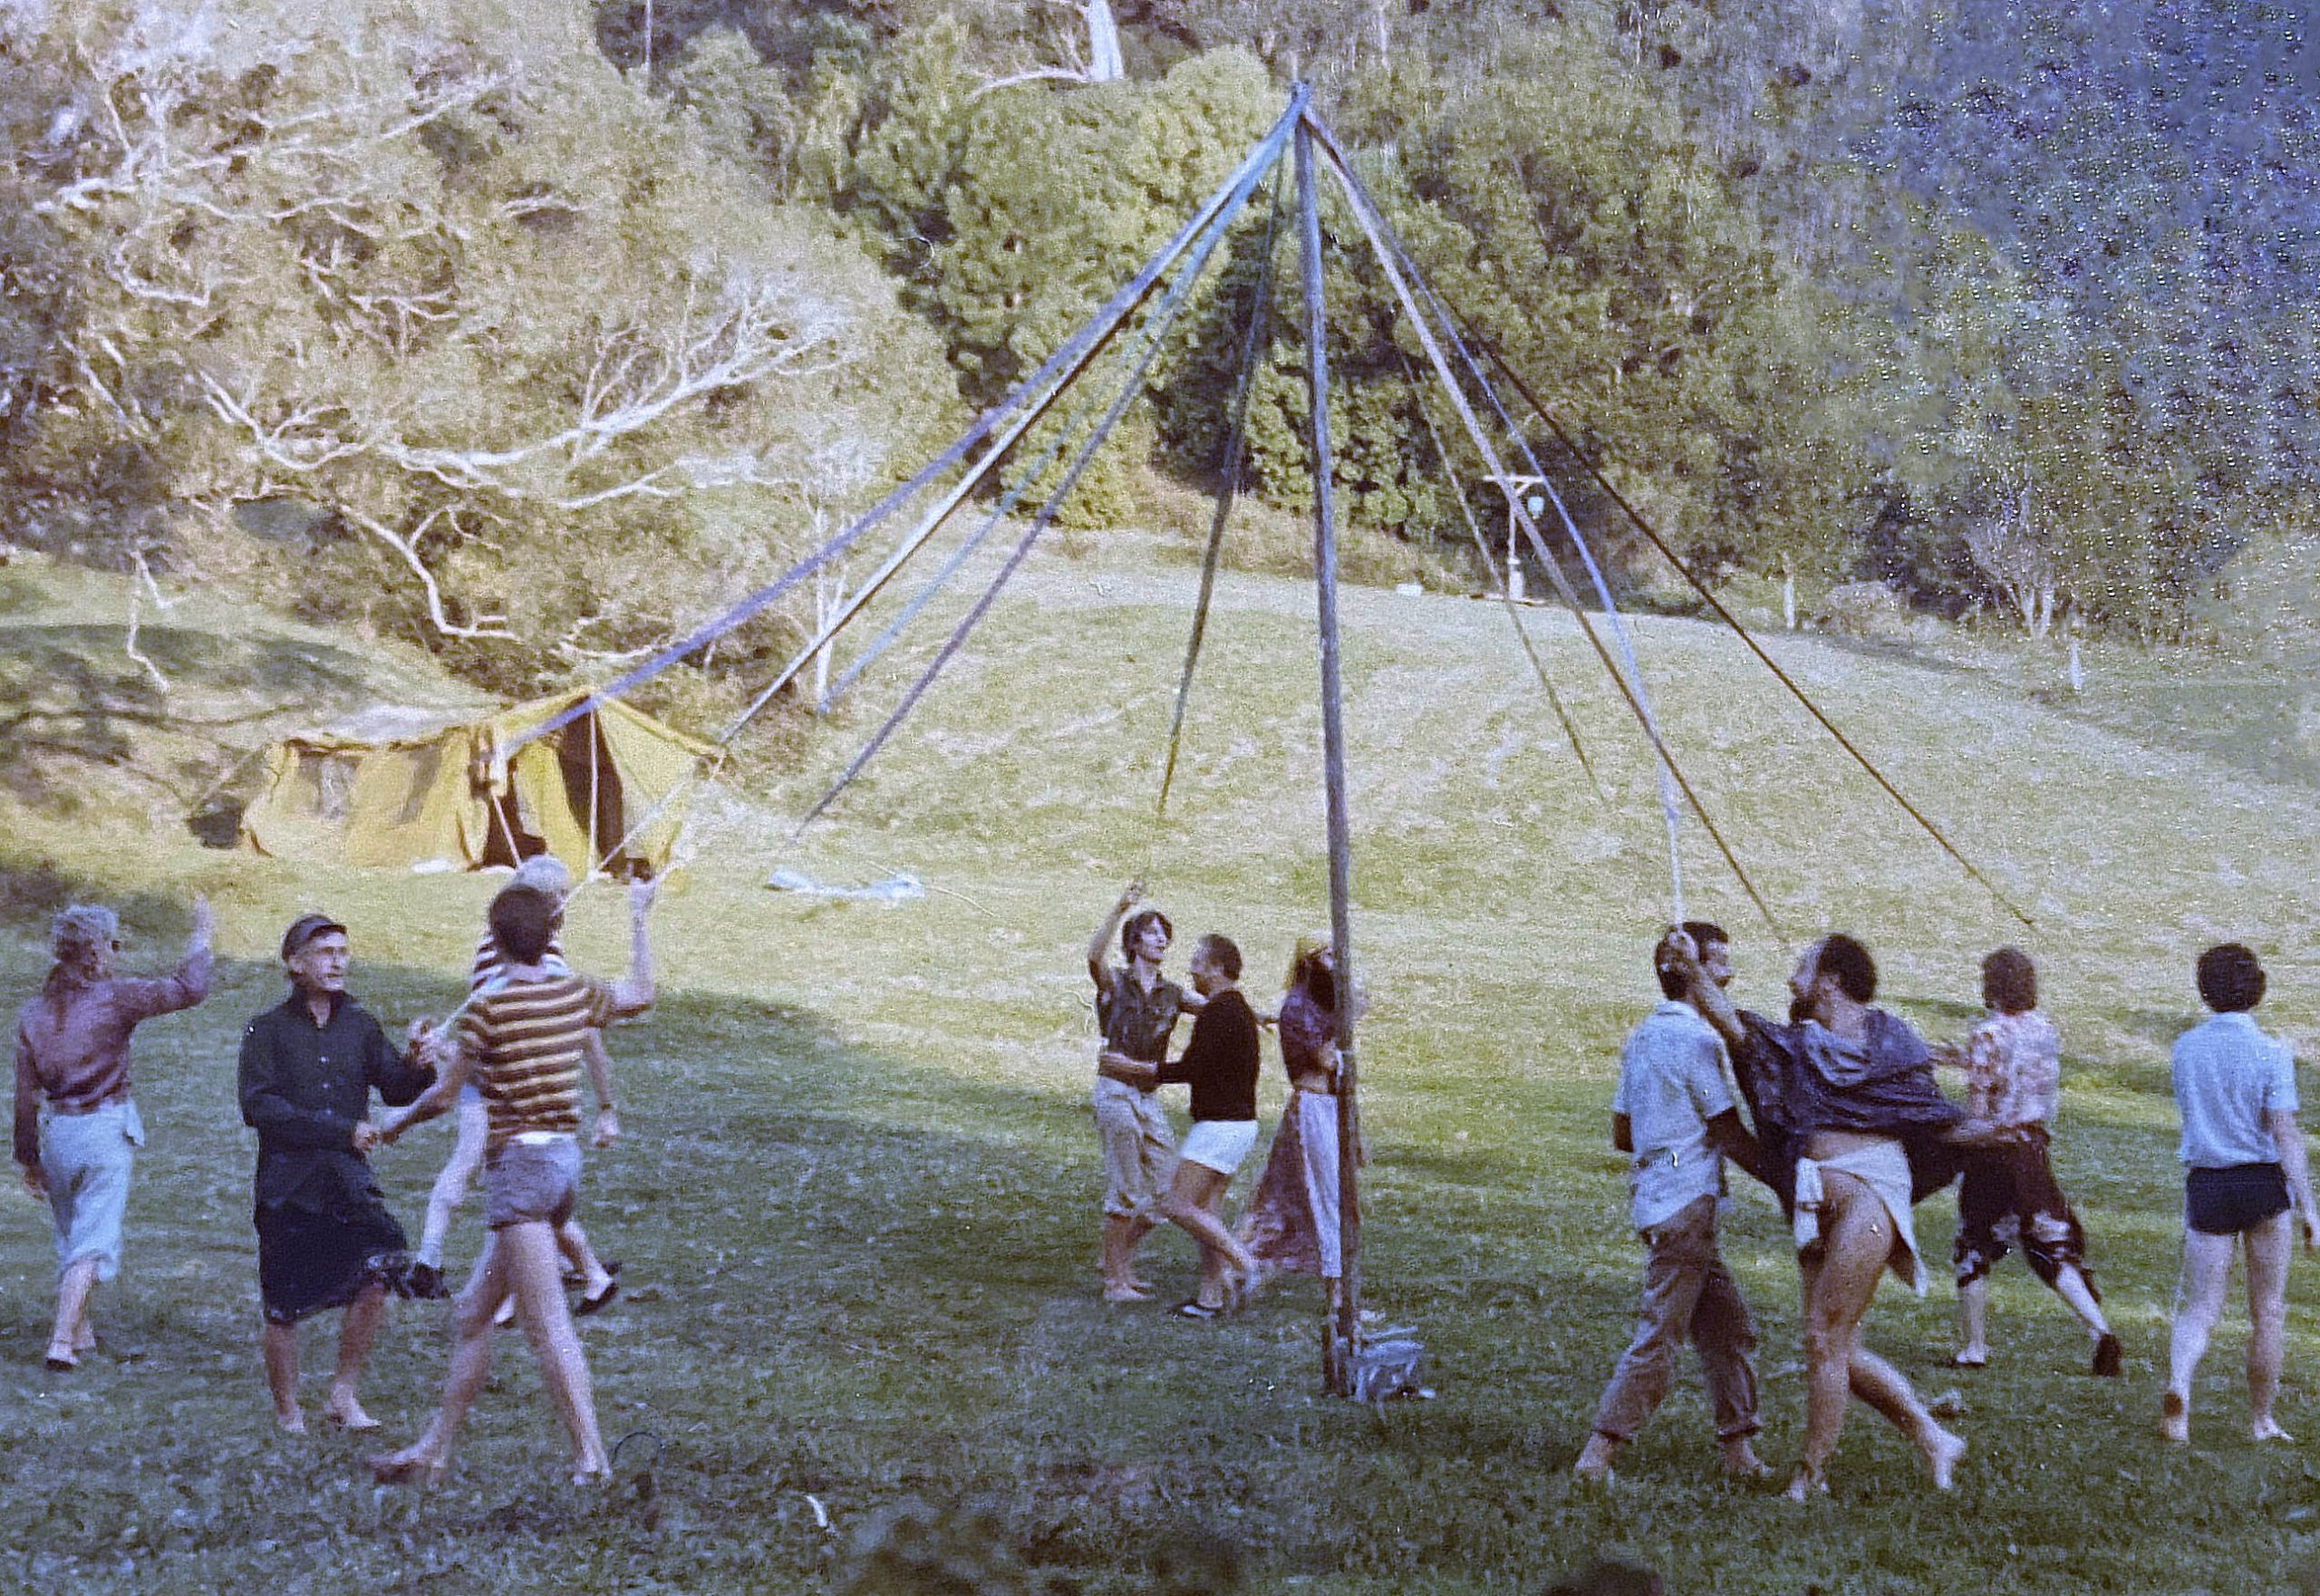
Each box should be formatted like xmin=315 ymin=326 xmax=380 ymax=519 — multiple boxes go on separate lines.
xmin=52 ymin=904 xmax=120 ymax=958
xmin=510 ymin=856 xmax=573 ymax=894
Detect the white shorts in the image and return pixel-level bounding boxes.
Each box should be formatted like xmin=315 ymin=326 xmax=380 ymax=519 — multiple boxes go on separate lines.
xmin=1177 ymin=1117 xmax=1259 ymax=1177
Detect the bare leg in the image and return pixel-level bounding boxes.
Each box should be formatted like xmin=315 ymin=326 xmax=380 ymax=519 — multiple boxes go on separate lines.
xmin=323 ymin=1282 xmax=387 ymax=1430
xmin=262 ymin=1320 xmax=305 ymax=1433
xmin=2165 ymin=1228 xmax=2236 ymax=1443
xmin=2245 ymin=1213 xmax=2293 ymax=1440
xmin=1793 ymin=1175 xmax=1960 ymax=1496
xmin=500 ymin=1221 xmax=610 ymax=1480
xmin=417 ymin=1100 xmax=488 ymax=1270
xmin=371 ymin=1235 xmax=509 ymax=1483
xmin=1100 ymin=1216 xmax=1147 ymax=1301
xmin=557 ymin=1217 xmax=615 ymax=1298
xmin=1160 ymin=1163 xmax=1255 ymax=1307
xmin=1954 ymin=1276 xmax=1989 ymax=1365
xmin=47 ymin=1258 xmax=100 ymax=1365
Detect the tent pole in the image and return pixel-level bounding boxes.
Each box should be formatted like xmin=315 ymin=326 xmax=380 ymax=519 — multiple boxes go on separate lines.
xmin=586 ymin=713 xmax=602 ymax=881
xmin=1296 ymin=108 xmax=1362 ymax=1397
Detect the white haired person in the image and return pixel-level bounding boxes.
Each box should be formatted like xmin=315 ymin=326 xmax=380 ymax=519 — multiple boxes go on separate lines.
xmin=409 ymin=854 xmax=622 ymax=1318
xmin=14 ymin=897 xmax=213 ymax=1369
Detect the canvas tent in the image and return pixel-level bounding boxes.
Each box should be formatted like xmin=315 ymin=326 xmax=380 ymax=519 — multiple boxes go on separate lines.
xmin=238 ymin=690 xmax=710 ymax=875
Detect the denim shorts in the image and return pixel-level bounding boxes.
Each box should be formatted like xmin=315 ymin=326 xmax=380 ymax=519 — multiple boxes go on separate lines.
xmin=483 ymin=1135 xmax=581 ymax=1229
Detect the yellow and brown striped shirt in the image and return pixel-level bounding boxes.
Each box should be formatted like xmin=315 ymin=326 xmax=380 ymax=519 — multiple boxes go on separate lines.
xmin=460 ymin=973 xmax=616 ymax=1151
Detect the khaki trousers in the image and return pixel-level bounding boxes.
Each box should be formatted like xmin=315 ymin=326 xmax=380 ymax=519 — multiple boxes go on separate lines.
xmin=1587 ymin=1194 xmax=1759 ymax=1444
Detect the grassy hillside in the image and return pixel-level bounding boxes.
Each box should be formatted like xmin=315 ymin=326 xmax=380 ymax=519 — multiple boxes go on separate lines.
xmin=4 ymin=541 xmax=2318 ymax=1593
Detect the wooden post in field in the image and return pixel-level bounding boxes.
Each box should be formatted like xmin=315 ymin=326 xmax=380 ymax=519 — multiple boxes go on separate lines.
xmin=1296 ymin=108 xmax=1363 ymax=1396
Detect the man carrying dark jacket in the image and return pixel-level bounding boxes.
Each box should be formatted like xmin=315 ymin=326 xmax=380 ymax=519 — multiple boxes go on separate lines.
xmin=238 ymin=913 xmax=435 ymax=1434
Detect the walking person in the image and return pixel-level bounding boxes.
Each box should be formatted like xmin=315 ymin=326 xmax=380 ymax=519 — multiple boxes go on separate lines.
xmin=2162 ymin=943 xmax=2319 ymax=1444
xmin=238 ymin=913 xmax=438 ymax=1432
xmin=1238 ymin=936 xmax=1361 ymax=1315
xmin=14 ymin=897 xmax=213 ymax=1369
xmin=410 ymin=855 xmax=622 ymax=1318
xmin=1086 ymin=883 xmax=1193 ymax=1303
xmin=369 ymin=878 xmax=659 ymax=1486
xmin=1573 ymin=924 xmax=1770 ymax=1484
xmin=1098 ymin=933 xmax=1262 ymax=1318
xmin=1667 ymin=930 xmax=1992 ymax=1500
xmin=1939 ymin=947 xmax=2121 ymax=1376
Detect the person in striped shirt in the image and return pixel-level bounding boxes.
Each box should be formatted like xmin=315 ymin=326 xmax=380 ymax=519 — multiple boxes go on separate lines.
xmin=369 ymin=876 xmax=657 ymax=1487
xmin=410 ymin=856 xmax=621 ymax=1316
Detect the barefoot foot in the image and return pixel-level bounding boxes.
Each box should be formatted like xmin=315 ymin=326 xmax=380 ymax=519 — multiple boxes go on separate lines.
xmin=2252 ymin=1417 xmax=2294 ymax=1443
xmin=1921 ymin=1425 xmax=1966 ymax=1490
xmin=1100 ymin=1282 xmax=1151 ymax=1305
xmin=1572 ymin=1435 xmax=1619 ymax=1485
xmin=275 ymin=1407 xmax=307 ymax=1435
xmin=2160 ymin=1389 xmax=2190 ymax=1445
xmin=1720 ymin=1440 xmax=1768 ymax=1479
xmin=1783 ymin=1467 xmax=1829 ymax=1503
xmin=323 ymin=1391 xmax=380 ymax=1432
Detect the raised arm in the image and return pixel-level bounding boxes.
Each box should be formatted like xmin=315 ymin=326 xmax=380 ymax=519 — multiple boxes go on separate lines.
xmin=117 ymin=895 xmax=216 ymax=1021
xmin=605 ymin=878 xmax=659 ymax=1019
xmin=1086 ymin=882 xmax=1142 ymax=991
xmin=1661 ymin=933 xmax=1747 ymax=1050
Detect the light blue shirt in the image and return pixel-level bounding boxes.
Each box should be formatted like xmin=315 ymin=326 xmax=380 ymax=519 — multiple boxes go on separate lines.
xmin=2171 ymin=1011 xmax=2299 ymax=1168
xmin=1613 ymin=1001 xmax=1736 ymax=1232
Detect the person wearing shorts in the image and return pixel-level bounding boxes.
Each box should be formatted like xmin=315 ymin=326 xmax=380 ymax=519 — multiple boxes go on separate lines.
xmin=411 ymin=854 xmax=622 ymax=1318
xmin=1100 ymin=933 xmax=1262 ymax=1319
xmin=1086 ymin=883 xmax=1194 ymax=1303
xmin=370 ymin=878 xmax=658 ymax=1487
xmin=2163 ymin=943 xmax=2318 ymax=1444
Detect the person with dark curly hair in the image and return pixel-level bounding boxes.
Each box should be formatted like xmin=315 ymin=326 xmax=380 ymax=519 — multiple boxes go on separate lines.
xmin=2163 ymin=943 xmax=2317 ymax=1444
xmin=1085 ymin=882 xmax=1195 ymax=1302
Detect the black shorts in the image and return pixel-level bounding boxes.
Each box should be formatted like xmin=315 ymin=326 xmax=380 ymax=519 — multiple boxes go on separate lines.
xmin=2185 ymin=1162 xmax=2290 ymax=1237
xmin=1953 ymin=1128 xmax=2088 ymax=1289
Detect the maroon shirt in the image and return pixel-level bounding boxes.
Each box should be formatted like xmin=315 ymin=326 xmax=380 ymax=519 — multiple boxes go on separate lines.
xmin=14 ymin=949 xmax=211 ymax=1166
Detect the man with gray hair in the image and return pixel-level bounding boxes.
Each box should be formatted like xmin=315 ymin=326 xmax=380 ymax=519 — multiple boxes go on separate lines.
xmin=409 ymin=854 xmax=623 ymax=1315
xmin=15 ymin=896 xmax=212 ymax=1369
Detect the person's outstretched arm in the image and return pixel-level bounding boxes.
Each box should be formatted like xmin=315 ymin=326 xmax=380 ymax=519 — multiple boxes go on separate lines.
xmin=120 ymin=895 xmax=216 ymax=1020
xmin=1087 ymin=882 xmax=1141 ymax=991
xmin=605 ymin=879 xmax=659 ymax=1018
xmin=379 ymin=1036 xmax=474 ymax=1146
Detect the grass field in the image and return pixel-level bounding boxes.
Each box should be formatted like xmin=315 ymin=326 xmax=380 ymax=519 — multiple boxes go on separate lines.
xmin=5 ymin=546 xmax=2320 ymax=1593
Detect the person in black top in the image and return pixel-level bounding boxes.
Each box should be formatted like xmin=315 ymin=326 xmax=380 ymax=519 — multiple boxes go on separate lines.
xmin=1101 ymin=933 xmax=1261 ymax=1318
xmin=237 ymin=913 xmax=437 ymax=1434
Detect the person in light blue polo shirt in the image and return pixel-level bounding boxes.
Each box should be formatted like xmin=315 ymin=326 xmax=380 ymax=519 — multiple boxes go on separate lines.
xmin=1573 ymin=924 xmax=1771 ymax=1485
xmin=2164 ymin=943 xmax=2318 ymax=1444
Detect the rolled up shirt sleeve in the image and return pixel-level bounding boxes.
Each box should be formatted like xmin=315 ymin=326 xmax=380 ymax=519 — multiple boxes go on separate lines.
xmin=237 ymin=1020 xmax=356 ymax=1152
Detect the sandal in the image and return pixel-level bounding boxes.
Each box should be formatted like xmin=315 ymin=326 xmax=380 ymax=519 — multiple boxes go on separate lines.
xmin=1173 ymin=1300 xmax=1223 ymax=1320
xmin=575 ymin=1280 xmax=621 ymax=1318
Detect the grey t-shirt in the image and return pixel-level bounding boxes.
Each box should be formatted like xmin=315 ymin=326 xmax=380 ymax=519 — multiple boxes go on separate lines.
xmin=2172 ymin=1011 xmax=2299 ymax=1168
xmin=1613 ymin=1001 xmax=1736 ymax=1232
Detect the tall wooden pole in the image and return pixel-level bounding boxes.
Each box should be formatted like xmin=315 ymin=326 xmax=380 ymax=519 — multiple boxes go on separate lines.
xmin=1295 ymin=110 xmax=1362 ymax=1395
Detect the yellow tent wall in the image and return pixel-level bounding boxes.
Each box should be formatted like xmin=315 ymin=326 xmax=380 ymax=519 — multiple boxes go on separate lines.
xmin=239 ymin=692 xmax=709 ymax=875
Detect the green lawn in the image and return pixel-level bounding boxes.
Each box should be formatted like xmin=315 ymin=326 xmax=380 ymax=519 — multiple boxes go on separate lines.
xmin=4 ymin=547 xmax=2319 ymax=1592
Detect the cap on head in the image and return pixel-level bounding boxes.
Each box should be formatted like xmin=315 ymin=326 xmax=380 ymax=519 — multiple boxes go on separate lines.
xmin=280 ymin=913 xmax=347 ymax=962
xmin=510 ymin=855 xmax=573 ymax=895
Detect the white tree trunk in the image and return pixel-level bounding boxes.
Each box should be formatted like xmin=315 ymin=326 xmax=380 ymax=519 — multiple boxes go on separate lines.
xmin=1783 ymin=571 xmax=1796 ymax=631
xmin=812 ymin=569 xmax=842 ymax=711
xmin=2066 ymin=634 xmax=2083 ymax=693
xmin=1084 ymin=0 xmax=1125 ymax=82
